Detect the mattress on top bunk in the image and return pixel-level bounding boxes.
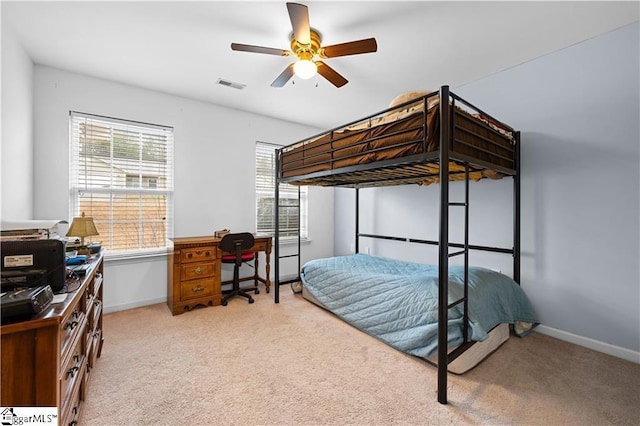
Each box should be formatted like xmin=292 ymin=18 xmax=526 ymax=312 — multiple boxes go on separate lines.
xmin=300 ymin=254 xmax=537 ymax=360
xmin=280 ymin=94 xmax=515 ymax=182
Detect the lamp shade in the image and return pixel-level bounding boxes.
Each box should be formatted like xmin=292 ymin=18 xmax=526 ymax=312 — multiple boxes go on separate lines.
xmin=66 ymin=212 xmax=99 ymax=242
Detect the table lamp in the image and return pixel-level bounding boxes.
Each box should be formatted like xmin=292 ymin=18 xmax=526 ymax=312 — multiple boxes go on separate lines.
xmin=66 ymin=212 xmax=99 ymax=256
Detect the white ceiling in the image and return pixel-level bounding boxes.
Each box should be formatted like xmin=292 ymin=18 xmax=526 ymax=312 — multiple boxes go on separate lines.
xmin=3 ymin=1 xmax=638 ymax=129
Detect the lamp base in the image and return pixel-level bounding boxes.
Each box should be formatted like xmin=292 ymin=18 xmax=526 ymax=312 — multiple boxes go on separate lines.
xmin=76 ymin=246 xmax=91 ymax=256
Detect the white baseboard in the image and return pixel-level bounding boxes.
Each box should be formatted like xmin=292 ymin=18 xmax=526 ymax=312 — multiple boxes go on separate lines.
xmin=536 ymin=325 xmax=640 ymax=364
xmin=103 ymin=297 xmax=167 ymax=314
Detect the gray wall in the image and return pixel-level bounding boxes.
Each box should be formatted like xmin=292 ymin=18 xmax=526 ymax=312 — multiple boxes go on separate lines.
xmin=1 ymin=19 xmax=34 ymax=219
xmin=334 ymin=22 xmax=639 ymax=360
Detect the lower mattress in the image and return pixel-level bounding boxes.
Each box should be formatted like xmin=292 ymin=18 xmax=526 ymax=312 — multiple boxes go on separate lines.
xmin=302 ymin=285 xmax=509 ymax=374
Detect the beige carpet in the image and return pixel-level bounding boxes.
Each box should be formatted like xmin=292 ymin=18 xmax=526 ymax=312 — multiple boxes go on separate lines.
xmin=79 ymin=287 xmax=640 ymax=425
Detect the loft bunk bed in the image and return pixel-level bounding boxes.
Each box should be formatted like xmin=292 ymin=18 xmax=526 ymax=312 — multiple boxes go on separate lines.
xmin=273 ymin=85 xmax=535 ymax=404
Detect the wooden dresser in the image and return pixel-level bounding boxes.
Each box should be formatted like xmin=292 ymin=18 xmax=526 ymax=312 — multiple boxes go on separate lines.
xmin=167 ymin=235 xmax=272 ymax=315
xmin=1 ymin=252 xmax=104 ymax=425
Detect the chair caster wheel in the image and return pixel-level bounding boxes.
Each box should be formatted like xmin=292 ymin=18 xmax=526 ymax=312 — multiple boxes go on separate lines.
xmin=254 ymin=289 xmax=260 ymax=294
xmin=248 ymin=298 xmax=254 ymax=304
xmin=221 ymin=300 xmax=228 ymax=306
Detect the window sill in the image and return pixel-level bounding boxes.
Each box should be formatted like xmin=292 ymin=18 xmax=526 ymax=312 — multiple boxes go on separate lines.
xmin=278 ymin=237 xmax=312 ymax=246
xmin=103 ymin=249 xmax=169 ymax=264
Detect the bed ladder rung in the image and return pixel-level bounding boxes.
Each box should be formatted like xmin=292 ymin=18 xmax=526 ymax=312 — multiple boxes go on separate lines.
xmin=449 ymin=202 xmax=466 ymax=206
xmin=447 ymin=297 xmax=466 ymax=309
xmin=448 ymin=250 xmax=466 ymax=258
xmin=279 ymin=254 xmax=299 ymax=259
xmin=447 ymin=341 xmax=475 ymax=363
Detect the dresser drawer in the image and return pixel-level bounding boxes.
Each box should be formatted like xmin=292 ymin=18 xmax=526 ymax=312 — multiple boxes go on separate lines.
xmin=180 ymin=278 xmax=214 ymax=300
xmin=180 ymin=246 xmax=216 ymax=263
xmin=61 ymin=372 xmax=83 ymax=426
xmin=180 ymin=262 xmax=216 ymax=281
xmin=90 ymin=328 xmax=102 ymax=368
xmin=60 ymin=307 xmax=85 ymax=365
xmin=60 ymin=333 xmax=85 ymax=415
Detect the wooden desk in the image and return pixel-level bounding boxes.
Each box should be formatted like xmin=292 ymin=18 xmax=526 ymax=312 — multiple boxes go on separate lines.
xmin=167 ymin=235 xmax=272 ymax=315
xmin=220 ymin=235 xmax=272 ymax=293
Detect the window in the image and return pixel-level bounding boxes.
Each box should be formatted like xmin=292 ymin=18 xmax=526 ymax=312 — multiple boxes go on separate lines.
xmin=69 ymin=112 xmax=174 ymax=256
xmin=255 ymin=141 xmax=307 ymax=239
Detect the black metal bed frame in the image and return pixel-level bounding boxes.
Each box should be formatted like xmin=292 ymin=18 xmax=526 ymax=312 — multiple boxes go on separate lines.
xmin=273 ymin=85 xmax=521 ymax=404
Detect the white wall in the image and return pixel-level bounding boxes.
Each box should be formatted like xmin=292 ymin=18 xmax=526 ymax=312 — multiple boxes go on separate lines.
xmin=1 ymin=19 xmax=34 ymax=219
xmin=334 ymin=23 xmax=639 ymax=361
xmin=31 ymin=66 xmax=333 ymax=312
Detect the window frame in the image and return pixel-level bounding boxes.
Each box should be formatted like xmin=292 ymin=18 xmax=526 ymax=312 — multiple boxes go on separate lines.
xmin=69 ymin=111 xmax=174 ymax=258
xmin=255 ymin=141 xmax=308 ymax=241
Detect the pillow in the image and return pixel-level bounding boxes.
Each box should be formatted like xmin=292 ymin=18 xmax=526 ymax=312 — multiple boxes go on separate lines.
xmin=386 ymin=90 xmax=440 ymax=119
xmin=388 ymin=91 xmax=431 ymax=108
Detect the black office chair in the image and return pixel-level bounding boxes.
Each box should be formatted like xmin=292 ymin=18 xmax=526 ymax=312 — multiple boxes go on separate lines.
xmin=220 ymin=232 xmax=256 ymax=306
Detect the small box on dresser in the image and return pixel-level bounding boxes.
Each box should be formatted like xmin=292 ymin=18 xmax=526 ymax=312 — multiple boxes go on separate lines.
xmin=0 ymin=251 xmax=104 ymax=425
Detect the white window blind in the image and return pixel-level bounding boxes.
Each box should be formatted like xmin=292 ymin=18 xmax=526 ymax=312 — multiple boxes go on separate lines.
xmin=69 ymin=112 xmax=174 ymax=256
xmin=255 ymin=141 xmax=307 ymax=238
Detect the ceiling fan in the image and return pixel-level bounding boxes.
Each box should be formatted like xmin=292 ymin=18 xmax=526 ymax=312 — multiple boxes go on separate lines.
xmin=231 ymin=2 xmax=377 ymax=88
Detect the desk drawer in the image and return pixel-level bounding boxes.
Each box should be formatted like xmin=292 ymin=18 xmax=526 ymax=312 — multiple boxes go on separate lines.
xmin=180 ymin=262 xmax=216 ymax=281
xmin=180 ymin=278 xmax=214 ymax=300
xmin=180 ymin=246 xmax=216 ymax=263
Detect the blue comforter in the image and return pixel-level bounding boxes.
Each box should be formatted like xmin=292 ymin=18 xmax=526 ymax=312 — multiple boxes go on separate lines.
xmin=301 ymin=254 xmax=538 ymax=358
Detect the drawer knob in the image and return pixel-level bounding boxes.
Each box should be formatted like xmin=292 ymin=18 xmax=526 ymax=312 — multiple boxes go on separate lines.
xmin=192 ymin=285 xmax=205 ymax=293
xmin=194 ymin=267 xmax=203 ymax=275
xmin=66 ymin=354 xmax=82 ymax=379
xmin=66 ymin=365 xmax=79 ymax=379
xmin=65 ymin=320 xmax=79 ymax=331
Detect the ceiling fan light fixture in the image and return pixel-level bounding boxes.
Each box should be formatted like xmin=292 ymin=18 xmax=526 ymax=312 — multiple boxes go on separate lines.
xmin=231 ymin=3 xmax=377 ymax=88
xmin=293 ymin=59 xmax=317 ymax=79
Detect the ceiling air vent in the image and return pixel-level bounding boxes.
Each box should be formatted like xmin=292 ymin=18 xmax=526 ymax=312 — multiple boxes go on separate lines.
xmin=216 ymin=78 xmax=246 ymax=90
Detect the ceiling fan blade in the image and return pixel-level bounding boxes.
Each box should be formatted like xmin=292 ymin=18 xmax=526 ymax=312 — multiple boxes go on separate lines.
xmin=287 ymin=2 xmax=311 ymax=45
xmin=231 ymin=43 xmax=289 ymax=56
xmin=271 ymin=63 xmax=296 ymax=87
xmin=322 ymin=38 xmax=378 ymax=58
xmin=316 ymin=61 xmax=348 ymax=88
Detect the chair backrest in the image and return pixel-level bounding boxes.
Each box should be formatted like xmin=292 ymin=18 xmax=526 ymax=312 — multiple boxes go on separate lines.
xmin=220 ymin=232 xmax=255 ymax=254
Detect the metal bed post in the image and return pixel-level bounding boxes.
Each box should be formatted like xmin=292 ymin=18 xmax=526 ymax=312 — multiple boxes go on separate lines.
xmin=437 ymin=85 xmax=451 ymax=405
xmin=463 ymin=163 xmax=470 ymax=343
xmin=275 ymin=148 xmax=281 ymax=304
xmin=297 ymin=185 xmax=301 ymax=279
xmin=513 ymin=131 xmax=521 ymax=284
xmin=355 ymin=188 xmax=360 ymax=253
